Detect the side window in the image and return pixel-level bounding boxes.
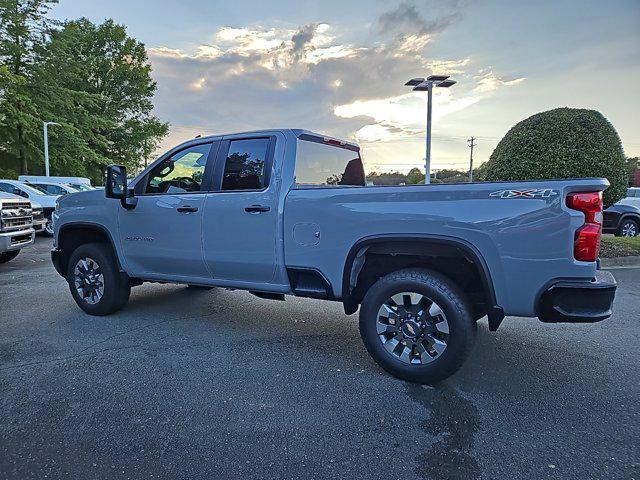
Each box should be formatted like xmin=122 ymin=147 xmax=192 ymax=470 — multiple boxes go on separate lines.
xmin=42 ymin=185 xmax=60 ymax=195
xmin=221 ymin=138 xmax=270 ymax=191
xmin=145 ymin=143 xmax=212 ymax=194
xmin=294 ymin=139 xmax=365 ymax=187
xmin=0 ymin=183 xmax=27 ymax=198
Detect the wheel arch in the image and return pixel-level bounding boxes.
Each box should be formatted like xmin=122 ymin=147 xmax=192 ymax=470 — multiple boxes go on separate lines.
xmin=618 ymin=213 xmax=640 ymax=226
xmin=54 ymin=222 xmax=123 ymax=277
xmin=341 ymin=234 xmax=504 ymax=330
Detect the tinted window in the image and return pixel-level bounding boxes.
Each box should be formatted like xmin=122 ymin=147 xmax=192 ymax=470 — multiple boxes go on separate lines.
xmin=145 ymin=143 xmax=212 ymax=194
xmin=0 ymin=183 xmax=27 ymax=198
xmin=36 ymin=184 xmax=63 ymax=195
xmin=221 ymin=138 xmax=270 ymax=191
xmin=295 ymin=140 xmax=365 ymax=187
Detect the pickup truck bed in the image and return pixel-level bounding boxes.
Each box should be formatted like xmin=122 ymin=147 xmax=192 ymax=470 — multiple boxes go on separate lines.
xmin=51 ymin=128 xmax=616 ymax=383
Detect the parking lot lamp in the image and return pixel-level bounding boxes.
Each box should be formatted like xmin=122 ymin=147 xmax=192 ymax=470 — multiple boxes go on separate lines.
xmin=405 ymin=76 xmax=457 ymax=184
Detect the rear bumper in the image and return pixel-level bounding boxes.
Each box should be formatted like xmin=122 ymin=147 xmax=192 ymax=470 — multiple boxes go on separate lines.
xmin=538 ymin=270 xmax=616 ymax=323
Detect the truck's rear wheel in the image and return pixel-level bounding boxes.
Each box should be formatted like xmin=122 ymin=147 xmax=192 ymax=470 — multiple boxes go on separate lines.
xmin=0 ymin=250 xmax=20 ymax=264
xmin=67 ymin=243 xmax=131 ymax=316
xmin=359 ymin=268 xmax=476 ymax=384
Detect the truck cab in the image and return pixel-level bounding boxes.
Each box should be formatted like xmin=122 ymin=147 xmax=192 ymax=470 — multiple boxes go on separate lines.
xmin=51 ymin=129 xmax=617 ymax=383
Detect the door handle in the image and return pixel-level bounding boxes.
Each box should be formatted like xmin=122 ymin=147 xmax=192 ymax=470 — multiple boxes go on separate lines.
xmin=177 ymin=206 xmax=198 ymax=213
xmin=244 ymin=205 xmax=270 ymax=213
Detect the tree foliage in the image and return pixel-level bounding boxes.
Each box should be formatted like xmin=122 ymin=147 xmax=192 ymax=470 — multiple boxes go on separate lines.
xmin=0 ymin=2 xmax=167 ymax=182
xmin=0 ymin=0 xmax=57 ymax=175
xmin=365 ymin=168 xmax=469 ymax=185
xmin=483 ymin=108 xmax=627 ymax=206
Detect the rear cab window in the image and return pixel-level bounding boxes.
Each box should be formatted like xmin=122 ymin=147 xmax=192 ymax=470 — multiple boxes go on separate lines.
xmin=294 ymin=137 xmax=365 ymax=188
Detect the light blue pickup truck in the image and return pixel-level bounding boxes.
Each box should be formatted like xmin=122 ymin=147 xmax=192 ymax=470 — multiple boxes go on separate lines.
xmin=51 ymin=129 xmax=617 ymax=383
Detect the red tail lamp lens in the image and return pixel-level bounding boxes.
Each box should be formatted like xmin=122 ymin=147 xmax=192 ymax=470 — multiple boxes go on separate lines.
xmin=566 ymin=192 xmax=603 ymax=262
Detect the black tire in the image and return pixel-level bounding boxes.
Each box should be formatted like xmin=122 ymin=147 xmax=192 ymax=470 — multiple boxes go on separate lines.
xmin=617 ymin=218 xmax=639 ymax=237
xmin=67 ymin=242 xmax=131 ymax=316
xmin=187 ymin=285 xmax=214 ymax=290
xmin=43 ymin=216 xmax=54 ymax=237
xmin=359 ymin=268 xmax=476 ymax=384
xmin=0 ymin=250 xmax=20 ymax=264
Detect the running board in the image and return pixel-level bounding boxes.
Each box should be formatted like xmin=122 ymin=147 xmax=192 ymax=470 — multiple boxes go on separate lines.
xmin=250 ymin=291 xmax=285 ymax=301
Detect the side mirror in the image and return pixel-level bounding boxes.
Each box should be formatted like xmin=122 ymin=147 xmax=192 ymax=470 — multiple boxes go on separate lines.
xmin=106 ymin=165 xmax=127 ymax=199
xmin=106 ymin=164 xmax=137 ymax=210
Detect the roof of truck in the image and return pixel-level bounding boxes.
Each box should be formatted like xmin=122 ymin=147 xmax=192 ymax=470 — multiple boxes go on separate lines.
xmin=174 ymin=129 xmax=359 ymax=150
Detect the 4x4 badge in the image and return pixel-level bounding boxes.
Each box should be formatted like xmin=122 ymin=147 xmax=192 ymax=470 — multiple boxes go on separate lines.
xmin=489 ymin=188 xmax=558 ymax=199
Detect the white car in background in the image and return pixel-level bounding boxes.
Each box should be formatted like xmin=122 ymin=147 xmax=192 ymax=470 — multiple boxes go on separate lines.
xmin=0 ymin=180 xmax=59 ymax=236
xmin=23 ymin=180 xmax=81 ymax=196
xmin=19 ymin=175 xmax=95 ymax=192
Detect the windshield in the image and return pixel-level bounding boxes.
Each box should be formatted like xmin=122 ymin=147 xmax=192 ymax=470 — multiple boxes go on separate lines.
xmin=68 ymin=183 xmax=92 ymax=191
xmin=21 ymin=183 xmax=53 ymax=195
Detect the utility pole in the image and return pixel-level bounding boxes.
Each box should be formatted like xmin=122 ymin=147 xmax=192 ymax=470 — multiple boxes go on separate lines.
xmin=467 ymin=136 xmax=476 ymax=183
xmin=43 ymin=122 xmax=60 ymax=177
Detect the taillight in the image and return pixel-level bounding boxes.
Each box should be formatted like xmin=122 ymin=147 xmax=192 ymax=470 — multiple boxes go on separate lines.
xmin=566 ymin=191 xmax=603 ymax=262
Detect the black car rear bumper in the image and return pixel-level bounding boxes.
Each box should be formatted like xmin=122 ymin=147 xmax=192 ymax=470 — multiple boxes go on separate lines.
xmin=538 ymin=270 xmax=616 ymax=323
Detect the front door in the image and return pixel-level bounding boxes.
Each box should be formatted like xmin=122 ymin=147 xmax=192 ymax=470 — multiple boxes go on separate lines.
xmin=202 ymin=135 xmax=279 ymax=283
xmin=118 ymin=141 xmax=216 ymax=280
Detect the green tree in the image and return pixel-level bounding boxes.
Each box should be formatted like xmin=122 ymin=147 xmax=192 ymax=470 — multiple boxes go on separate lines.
xmin=0 ymin=0 xmax=57 ymax=175
xmin=32 ymin=18 xmax=168 ymax=182
xmin=483 ymin=108 xmax=627 ymax=206
xmin=472 ymin=161 xmax=489 ymax=182
xmin=406 ymin=167 xmax=424 ymax=184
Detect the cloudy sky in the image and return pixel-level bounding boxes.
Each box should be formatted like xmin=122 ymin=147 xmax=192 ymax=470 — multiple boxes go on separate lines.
xmin=53 ymin=0 xmax=640 ymax=173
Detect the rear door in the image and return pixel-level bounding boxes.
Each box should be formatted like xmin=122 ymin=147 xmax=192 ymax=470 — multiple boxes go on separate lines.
xmin=118 ymin=141 xmax=218 ymax=280
xmin=201 ymin=134 xmax=280 ymax=283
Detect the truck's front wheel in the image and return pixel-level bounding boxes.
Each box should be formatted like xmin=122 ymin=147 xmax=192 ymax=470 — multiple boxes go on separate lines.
xmin=359 ymin=268 xmax=476 ymax=384
xmin=67 ymin=243 xmax=131 ymax=316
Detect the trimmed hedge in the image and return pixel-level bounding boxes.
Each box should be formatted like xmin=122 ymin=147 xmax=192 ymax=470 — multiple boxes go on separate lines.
xmin=484 ymin=108 xmax=627 ymax=206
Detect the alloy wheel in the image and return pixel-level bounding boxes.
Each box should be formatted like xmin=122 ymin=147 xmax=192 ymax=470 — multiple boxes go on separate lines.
xmin=621 ymin=221 xmax=638 ymax=237
xmin=376 ymin=292 xmax=449 ymax=365
xmin=73 ymin=257 xmax=104 ymax=305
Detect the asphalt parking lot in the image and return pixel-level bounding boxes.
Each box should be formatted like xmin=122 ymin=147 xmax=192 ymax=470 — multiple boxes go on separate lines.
xmin=1 ymin=237 xmax=639 ymax=480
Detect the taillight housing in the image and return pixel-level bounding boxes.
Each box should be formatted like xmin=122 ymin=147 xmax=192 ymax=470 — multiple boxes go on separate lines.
xmin=566 ymin=191 xmax=603 ymax=262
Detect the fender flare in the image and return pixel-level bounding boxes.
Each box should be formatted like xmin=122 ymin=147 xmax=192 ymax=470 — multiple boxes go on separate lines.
xmin=341 ymin=234 xmax=504 ymax=330
xmin=55 ymin=222 xmax=124 ymax=274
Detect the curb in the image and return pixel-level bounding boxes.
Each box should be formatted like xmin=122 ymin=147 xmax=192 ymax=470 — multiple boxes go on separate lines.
xmin=600 ymin=255 xmax=640 ymax=268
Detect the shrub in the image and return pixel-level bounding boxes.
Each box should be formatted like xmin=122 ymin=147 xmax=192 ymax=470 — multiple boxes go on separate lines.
xmin=484 ymin=108 xmax=627 ymax=206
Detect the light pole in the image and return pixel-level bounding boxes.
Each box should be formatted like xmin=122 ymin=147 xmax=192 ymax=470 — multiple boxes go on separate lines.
xmin=43 ymin=121 xmax=60 ymax=177
xmin=405 ymin=75 xmax=456 ymax=184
